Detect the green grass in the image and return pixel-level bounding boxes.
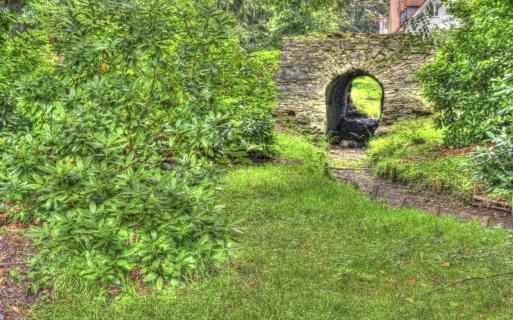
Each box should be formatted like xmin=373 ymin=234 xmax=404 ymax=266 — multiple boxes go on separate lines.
xmin=351 ymin=76 xmax=383 ymax=118
xmin=368 ymin=118 xmax=476 ymax=201
xmin=30 ymin=133 xmax=513 ymax=319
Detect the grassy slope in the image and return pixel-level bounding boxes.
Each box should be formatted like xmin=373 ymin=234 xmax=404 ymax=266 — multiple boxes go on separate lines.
xmin=368 ymin=118 xmax=476 ymax=201
xmin=31 ymin=133 xmax=513 ymax=319
xmin=351 ymin=76 xmax=382 ymax=118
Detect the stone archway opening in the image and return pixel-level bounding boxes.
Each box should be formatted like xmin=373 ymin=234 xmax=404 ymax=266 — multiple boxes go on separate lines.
xmin=326 ymin=70 xmax=384 ymax=145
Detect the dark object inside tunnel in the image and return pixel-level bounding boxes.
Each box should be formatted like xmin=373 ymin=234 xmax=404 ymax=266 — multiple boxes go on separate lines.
xmin=326 ymin=70 xmax=383 ymax=145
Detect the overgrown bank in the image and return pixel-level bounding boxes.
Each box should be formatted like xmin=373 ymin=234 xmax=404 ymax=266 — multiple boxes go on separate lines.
xmin=368 ymin=118 xmax=476 ymax=202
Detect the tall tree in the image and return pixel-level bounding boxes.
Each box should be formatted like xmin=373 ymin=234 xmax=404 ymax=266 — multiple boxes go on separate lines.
xmin=270 ymin=0 xmax=340 ymax=41
xmin=221 ymin=0 xmax=391 ymax=49
xmin=339 ymin=0 xmax=389 ymax=33
xmin=222 ymin=0 xmax=274 ymax=49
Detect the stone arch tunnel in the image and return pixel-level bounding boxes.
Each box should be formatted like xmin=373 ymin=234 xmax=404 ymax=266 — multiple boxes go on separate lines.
xmin=277 ymin=33 xmax=434 ymax=143
xmin=326 ymin=70 xmax=384 ymax=142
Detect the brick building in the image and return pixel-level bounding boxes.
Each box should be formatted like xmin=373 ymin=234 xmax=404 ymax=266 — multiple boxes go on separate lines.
xmin=380 ymin=0 xmax=454 ymax=34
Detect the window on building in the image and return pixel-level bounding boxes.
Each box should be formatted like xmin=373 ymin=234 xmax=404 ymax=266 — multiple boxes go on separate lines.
xmin=433 ymin=4 xmax=440 ymax=17
xmin=407 ymin=6 xmax=419 ymax=18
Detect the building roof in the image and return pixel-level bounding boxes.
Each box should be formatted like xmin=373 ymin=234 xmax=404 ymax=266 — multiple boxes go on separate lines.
xmin=411 ymin=0 xmax=434 ymax=19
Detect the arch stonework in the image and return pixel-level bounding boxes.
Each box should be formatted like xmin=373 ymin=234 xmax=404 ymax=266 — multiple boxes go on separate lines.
xmin=276 ymin=33 xmax=434 ymax=134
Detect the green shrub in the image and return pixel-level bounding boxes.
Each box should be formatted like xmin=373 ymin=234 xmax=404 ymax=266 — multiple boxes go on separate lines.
xmin=0 ymin=9 xmax=54 ymax=134
xmin=0 ymin=0 xmax=276 ymax=289
xmin=417 ymin=0 xmax=513 ymax=194
xmin=0 ymin=7 xmax=9 ymax=41
xmin=473 ymin=131 xmax=513 ymax=196
xmin=417 ymin=0 xmax=513 ymax=147
xmin=471 ymin=73 xmax=513 ymax=195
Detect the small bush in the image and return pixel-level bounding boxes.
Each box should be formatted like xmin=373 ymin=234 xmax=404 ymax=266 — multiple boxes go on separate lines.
xmin=473 ymin=131 xmax=513 ymax=196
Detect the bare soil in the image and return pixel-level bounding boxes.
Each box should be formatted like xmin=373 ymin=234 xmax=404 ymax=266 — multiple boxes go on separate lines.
xmin=0 ymin=225 xmax=37 ymax=320
xmin=330 ymin=146 xmax=513 ymax=229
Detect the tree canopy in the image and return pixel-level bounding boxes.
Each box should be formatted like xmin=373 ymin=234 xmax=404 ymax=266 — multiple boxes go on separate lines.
xmin=223 ymin=0 xmax=389 ymax=49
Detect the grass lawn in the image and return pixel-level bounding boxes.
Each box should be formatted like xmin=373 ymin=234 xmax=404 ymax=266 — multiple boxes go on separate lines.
xmin=351 ymin=76 xmax=383 ymax=118
xmin=368 ymin=118 xmax=476 ymax=201
xmin=30 ymin=133 xmax=513 ymax=319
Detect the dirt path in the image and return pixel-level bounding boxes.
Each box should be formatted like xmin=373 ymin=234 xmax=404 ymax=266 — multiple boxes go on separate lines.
xmin=0 ymin=226 xmax=36 ymax=320
xmin=330 ymin=147 xmax=513 ymax=229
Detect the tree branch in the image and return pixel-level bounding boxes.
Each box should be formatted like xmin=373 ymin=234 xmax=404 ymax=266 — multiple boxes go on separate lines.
xmin=416 ymin=271 xmax=513 ymax=296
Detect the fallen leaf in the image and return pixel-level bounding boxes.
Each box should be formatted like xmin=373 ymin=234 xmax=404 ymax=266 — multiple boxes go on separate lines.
xmin=441 ymin=262 xmax=450 ymax=267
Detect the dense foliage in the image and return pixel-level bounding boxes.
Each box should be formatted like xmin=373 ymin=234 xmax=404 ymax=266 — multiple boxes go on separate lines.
xmin=338 ymin=0 xmax=389 ymax=33
xmin=0 ymin=7 xmax=8 ymax=38
xmin=0 ymin=0 xmax=275 ymax=288
xmin=417 ymin=0 xmax=513 ymax=194
xmin=473 ymin=130 xmax=513 ymax=195
xmin=417 ymin=0 xmax=513 ymax=146
xmin=223 ymin=0 xmax=388 ymax=50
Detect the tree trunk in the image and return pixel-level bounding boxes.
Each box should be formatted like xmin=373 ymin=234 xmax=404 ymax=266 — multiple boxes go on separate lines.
xmin=2 ymin=0 xmax=25 ymax=12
